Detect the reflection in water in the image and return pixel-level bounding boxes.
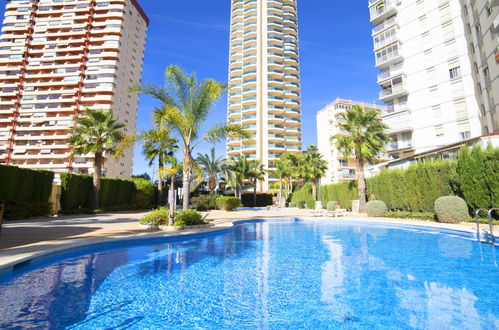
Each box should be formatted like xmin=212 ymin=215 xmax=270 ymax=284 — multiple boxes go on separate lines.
xmin=0 ymin=221 xmax=497 ymax=329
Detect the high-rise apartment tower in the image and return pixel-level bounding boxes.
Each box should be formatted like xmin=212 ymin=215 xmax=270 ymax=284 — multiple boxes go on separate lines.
xmin=369 ymin=0 xmax=490 ymax=159
xmin=226 ymin=0 xmax=302 ymax=192
xmin=0 ymin=0 xmax=148 ymax=178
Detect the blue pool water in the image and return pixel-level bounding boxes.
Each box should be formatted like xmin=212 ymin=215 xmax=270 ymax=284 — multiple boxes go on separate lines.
xmin=0 ymin=219 xmax=498 ymax=329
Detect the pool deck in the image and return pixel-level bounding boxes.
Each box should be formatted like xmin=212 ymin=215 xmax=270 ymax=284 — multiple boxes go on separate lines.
xmin=0 ymin=209 xmax=497 ymax=274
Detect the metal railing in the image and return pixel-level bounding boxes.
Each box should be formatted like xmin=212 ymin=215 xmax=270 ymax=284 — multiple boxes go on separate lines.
xmin=475 ymin=208 xmax=497 ymax=243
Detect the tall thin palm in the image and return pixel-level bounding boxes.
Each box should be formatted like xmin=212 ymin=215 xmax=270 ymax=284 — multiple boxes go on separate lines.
xmin=300 ymin=145 xmax=328 ymax=200
xmin=196 ymin=147 xmax=224 ymax=195
xmin=136 ymin=65 xmax=246 ymax=209
xmin=332 ymin=105 xmax=389 ymax=213
xmin=223 ymin=156 xmax=250 ymax=199
xmin=247 ymin=160 xmax=266 ymax=206
xmin=272 ymin=160 xmax=290 ymax=206
xmin=142 ymin=128 xmax=177 ymax=205
xmin=162 ymin=152 xmax=181 ymax=225
xmin=280 ymin=153 xmax=300 ymax=193
xmin=68 ymin=109 xmax=124 ymax=209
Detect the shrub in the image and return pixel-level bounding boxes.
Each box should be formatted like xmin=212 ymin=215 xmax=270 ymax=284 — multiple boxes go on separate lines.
xmin=216 ymin=196 xmax=241 ymax=211
xmin=383 ymin=211 xmax=435 ymax=221
xmin=291 ymin=183 xmax=313 ymax=204
xmin=139 ymin=207 xmax=169 ymax=226
xmin=326 ymin=201 xmax=338 ymax=211
xmin=132 ymin=178 xmax=156 ymax=208
xmin=297 ymin=201 xmax=306 ymax=209
xmin=434 ymin=196 xmax=469 ymax=223
xmin=174 ymin=209 xmax=204 ymax=226
xmin=241 ymin=193 xmax=273 ymax=207
xmin=289 ymin=202 xmax=297 ymax=208
xmin=192 ymin=195 xmax=218 ymax=211
xmin=366 ymin=200 xmax=388 ymax=217
xmin=320 ymin=181 xmax=357 ymax=210
xmin=306 ymin=200 xmax=316 ymax=209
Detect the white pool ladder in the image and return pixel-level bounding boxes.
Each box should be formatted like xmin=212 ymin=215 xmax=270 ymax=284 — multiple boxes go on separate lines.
xmin=475 ymin=208 xmax=498 ymax=244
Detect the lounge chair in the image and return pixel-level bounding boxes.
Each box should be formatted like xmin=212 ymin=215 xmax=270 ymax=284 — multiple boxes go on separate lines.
xmin=333 ymin=209 xmax=347 ymax=217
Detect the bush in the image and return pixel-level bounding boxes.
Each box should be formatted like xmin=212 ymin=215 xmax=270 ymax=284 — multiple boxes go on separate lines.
xmin=191 ymin=195 xmax=218 ymax=211
xmin=320 ymin=181 xmax=357 ymax=210
xmin=241 ymin=193 xmax=274 ymax=207
xmin=366 ymin=200 xmax=388 ymax=217
xmin=174 ymin=209 xmax=204 ymax=226
xmin=326 ymin=201 xmax=338 ymax=211
xmin=132 ymin=178 xmax=156 ymax=208
xmin=289 ymin=202 xmax=297 ymax=208
xmin=291 ymin=183 xmax=313 ymax=204
xmin=297 ymin=201 xmax=306 ymax=209
xmin=216 ymin=196 xmax=241 ymax=211
xmin=434 ymin=196 xmax=469 ymax=223
xmin=306 ymin=200 xmax=316 ymax=209
xmin=139 ymin=207 xmax=169 ymax=226
xmin=0 ymin=165 xmax=54 ymax=220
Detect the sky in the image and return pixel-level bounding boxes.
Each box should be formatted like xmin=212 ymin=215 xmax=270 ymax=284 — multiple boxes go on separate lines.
xmin=0 ymin=1 xmax=381 ymax=177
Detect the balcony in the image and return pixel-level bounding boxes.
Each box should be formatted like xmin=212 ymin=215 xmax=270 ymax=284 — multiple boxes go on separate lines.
xmin=370 ymin=0 xmax=398 ymax=25
xmin=386 ymin=139 xmax=413 ymax=152
xmin=372 ymin=16 xmax=397 ymax=35
xmin=383 ymin=109 xmax=412 ymax=134
xmin=379 ymin=83 xmax=407 ymax=101
xmin=375 ymin=44 xmax=403 ymax=69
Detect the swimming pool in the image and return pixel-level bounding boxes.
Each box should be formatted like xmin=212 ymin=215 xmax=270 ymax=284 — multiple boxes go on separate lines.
xmin=0 ymin=219 xmax=497 ymax=329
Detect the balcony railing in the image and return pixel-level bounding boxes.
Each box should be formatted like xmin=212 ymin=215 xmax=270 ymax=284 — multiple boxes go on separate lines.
xmin=387 ymin=140 xmax=413 ymax=151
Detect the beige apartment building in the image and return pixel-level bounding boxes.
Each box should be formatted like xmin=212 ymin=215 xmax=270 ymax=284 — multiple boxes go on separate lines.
xmin=226 ymin=0 xmax=302 ymax=192
xmin=316 ymin=98 xmax=392 ymax=184
xmin=0 ymin=0 xmax=148 ymax=178
xmin=463 ymin=0 xmax=498 ymax=133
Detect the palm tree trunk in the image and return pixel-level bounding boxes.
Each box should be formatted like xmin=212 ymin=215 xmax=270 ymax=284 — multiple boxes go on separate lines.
xmin=182 ymin=152 xmax=192 ymax=210
xmin=253 ymin=180 xmax=257 ymax=207
xmin=356 ymin=157 xmax=367 ymax=213
xmin=157 ymin=156 xmax=164 ymax=206
xmin=91 ymin=152 xmax=102 ymax=209
xmin=168 ymin=174 xmax=175 ymax=226
xmin=279 ymin=178 xmax=283 ymax=206
xmin=312 ymin=180 xmax=318 ymax=201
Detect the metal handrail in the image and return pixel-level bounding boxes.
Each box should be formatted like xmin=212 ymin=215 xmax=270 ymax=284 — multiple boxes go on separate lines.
xmin=475 ymin=208 xmax=488 ymax=242
xmin=488 ymin=208 xmax=498 ymax=244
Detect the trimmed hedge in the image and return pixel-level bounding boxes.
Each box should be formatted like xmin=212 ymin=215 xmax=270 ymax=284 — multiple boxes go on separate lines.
xmin=434 ymin=196 xmax=469 ymax=224
xmin=0 ymin=165 xmax=54 ymax=219
xmin=60 ymin=173 xmax=154 ymax=212
xmin=216 ymin=196 xmax=241 ymax=211
xmin=291 ymin=183 xmax=313 ymax=205
xmin=241 ymin=193 xmax=273 ymax=207
xmin=366 ymin=200 xmax=388 ymax=217
xmin=320 ymin=181 xmax=357 ymax=210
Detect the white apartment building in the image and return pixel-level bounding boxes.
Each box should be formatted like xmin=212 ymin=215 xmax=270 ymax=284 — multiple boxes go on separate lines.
xmin=0 ymin=0 xmax=148 ymax=178
xmin=369 ymin=0 xmax=486 ymax=159
xmin=317 ymin=98 xmax=392 ymax=184
xmin=226 ymin=0 xmax=302 ymax=192
xmin=463 ymin=0 xmax=498 ymax=133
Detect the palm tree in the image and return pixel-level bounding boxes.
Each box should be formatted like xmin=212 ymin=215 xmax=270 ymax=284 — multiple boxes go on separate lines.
xmin=142 ymin=128 xmax=177 ymax=205
xmin=136 ymin=65 xmax=246 ymax=210
xmin=332 ymin=105 xmax=389 ymax=213
xmin=279 ymin=152 xmax=300 ymax=193
xmin=196 ymin=147 xmax=224 ymax=195
xmin=272 ymin=161 xmax=290 ymax=206
xmin=247 ymin=159 xmax=266 ymax=206
xmin=68 ymin=109 xmax=125 ymax=209
xmin=222 ymin=156 xmax=251 ymax=199
xmin=299 ymin=145 xmax=328 ymax=200
xmin=161 ymin=152 xmax=181 ymax=226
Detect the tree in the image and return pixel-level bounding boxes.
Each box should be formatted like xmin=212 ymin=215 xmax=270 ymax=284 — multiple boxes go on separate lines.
xmin=196 ymin=147 xmax=224 ymax=195
xmin=142 ymin=128 xmax=177 ymax=205
xmin=136 ymin=65 xmax=246 ymax=210
xmin=332 ymin=105 xmax=389 ymax=213
xmin=222 ymin=156 xmax=251 ymax=199
xmin=280 ymin=153 xmax=300 ymax=193
xmin=299 ymin=145 xmax=328 ymax=201
xmin=132 ymin=173 xmax=151 ymax=181
xmin=161 ymin=153 xmax=181 ymax=226
xmin=271 ymin=161 xmax=289 ymax=207
xmin=247 ymin=159 xmax=266 ymax=206
xmin=68 ymin=109 xmax=125 ymax=209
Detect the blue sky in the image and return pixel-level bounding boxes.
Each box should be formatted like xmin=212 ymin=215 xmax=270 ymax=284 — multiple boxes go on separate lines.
xmin=0 ymin=1 xmax=380 ymax=176
xmin=132 ymin=1 xmax=380 ymax=176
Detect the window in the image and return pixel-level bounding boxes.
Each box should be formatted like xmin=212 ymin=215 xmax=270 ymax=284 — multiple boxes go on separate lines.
xmin=457 ymin=120 xmax=471 ymax=140
xmin=439 ymin=4 xmax=451 ymax=21
xmin=426 ymin=67 xmax=436 ymax=80
xmin=429 ymin=85 xmax=439 ymax=98
xmin=454 ymin=99 xmax=467 ymax=120
xmin=432 ymin=105 xmax=441 ymax=118
xmin=421 ymin=31 xmax=430 ymax=44
xmin=449 ymin=66 xmax=461 ymax=79
xmin=442 ymin=22 xmax=454 ymax=41
xmin=434 ymin=125 xmax=444 ymax=137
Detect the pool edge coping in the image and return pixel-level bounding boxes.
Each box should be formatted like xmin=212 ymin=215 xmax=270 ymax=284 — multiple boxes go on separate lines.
xmin=0 ymin=216 xmax=496 ymax=275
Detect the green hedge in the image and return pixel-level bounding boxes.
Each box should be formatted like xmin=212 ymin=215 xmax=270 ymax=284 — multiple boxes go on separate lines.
xmin=241 ymin=193 xmax=273 ymax=207
xmin=291 ymin=183 xmax=313 ymax=205
xmin=320 ymin=181 xmax=358 ymax=210
xmin=318 ymin=144 xmax=499 ymax=215
xmin=60 ymin=173 xmax=155 ymax=212
xmin=0 ymin=165 xmax=54 ymax=220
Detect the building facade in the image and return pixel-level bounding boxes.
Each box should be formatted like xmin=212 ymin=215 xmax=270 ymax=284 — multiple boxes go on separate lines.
xmin=0 ymin=0 xmax=148 ymax=178
xmin=369 ymin=0 xmax=487 ymax=160
xmin=316 ymin=98 xmax=392 ymax=184
xmin=226 ymin=0 xmax=302 ymax=192
xmin=462 ymin=0 xmax=498 ymax=133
